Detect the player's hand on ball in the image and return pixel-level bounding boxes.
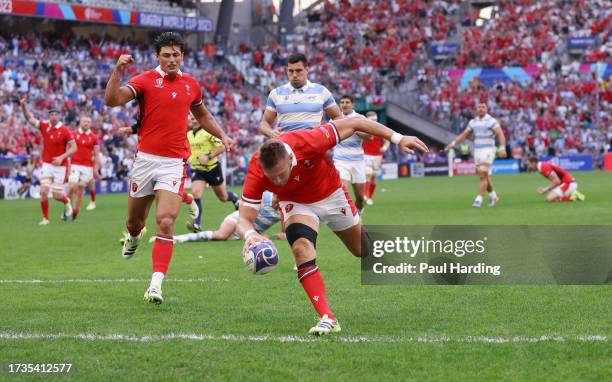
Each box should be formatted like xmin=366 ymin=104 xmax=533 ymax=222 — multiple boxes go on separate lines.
xmin=399 ymin=136 xmax=429 ymax=154
xmin=243 ymin=231 xmax=268 ymax=254
xmin=116 ymin=54 xmax=134 ymax=71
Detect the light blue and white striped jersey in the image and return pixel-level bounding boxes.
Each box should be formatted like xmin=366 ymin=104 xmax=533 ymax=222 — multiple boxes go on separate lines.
xmin=467 ymin=114 xmax=501 ymax=150
xmin=254 ymin=191 xmax=281 ymax=233
xmin=266 ymin=81 xmax=335 ymax=132
xmin=333 ymin=111 xmax=366 ymax=162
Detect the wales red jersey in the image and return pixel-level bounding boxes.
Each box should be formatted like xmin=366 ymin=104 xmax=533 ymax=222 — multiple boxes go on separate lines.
xmin=71 ymin=129 xmax=99 ymax=167
xmin=363 ymin=136 xmax=384 ymax=156
xmin=126 ymin=66 xmax=203 ymax=159
xmin=539 ymin=162 xmax=575 ymax=183
xmin=242 ymin=123 xmax=342 ymax=205
xmin=39 ymin=121 xmax=73 ymax=166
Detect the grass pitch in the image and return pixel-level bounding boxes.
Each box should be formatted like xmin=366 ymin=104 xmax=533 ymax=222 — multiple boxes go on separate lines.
xmin=1 ymin=171 xmax=611 ymax=381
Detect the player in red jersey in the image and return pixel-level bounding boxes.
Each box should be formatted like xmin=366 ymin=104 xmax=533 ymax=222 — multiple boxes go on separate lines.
xmin=20 ymin=98 xmax=76 ymax=225
xmin=238 ymin=118 xmax=428 ymax=335
xmin=67 ymin=116 xmax=100 ymax=221
xmin=527 ymin=157 xmax=585 ymax=202
xmin=104 ymin=32 xmax=233 ymax=304
xmin=362 ymin=111 xmax=389 ymax=205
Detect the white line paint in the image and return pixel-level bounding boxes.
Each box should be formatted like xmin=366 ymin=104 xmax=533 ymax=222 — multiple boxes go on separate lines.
xmin=0 ymin=333 xmax=607 ymax=344
xmin=0 ymin=278 xmax=230 ymax=284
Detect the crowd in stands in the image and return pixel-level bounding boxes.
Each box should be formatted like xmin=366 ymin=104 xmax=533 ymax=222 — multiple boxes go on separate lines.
xmin=0 ymin=31 xmax=264 ymax=185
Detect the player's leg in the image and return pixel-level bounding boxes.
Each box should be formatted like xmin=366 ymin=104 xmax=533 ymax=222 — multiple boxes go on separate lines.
xmin=352 ymin=182 xmax=365 ymax=213
xmin=207 ymin=164 xmax=239 ymax=208
xmin=145 ymin=190 xmax=181 ymax=304
xmin=187 ymin=178 xmax=206 ymax=231
xmin=39 ymin=177 xmax=51 ymax=224
xmin=352 ymin=161 xmax=367 ymax=213
xmin=333 ymin=223 xmax=364 ymax=258
xmin=473 ymin=166 xmax=487 ymax=207
xmin=51 ymin=166 xmax=72 ymax=219
xmin=72 ymin=184 xmax=85 ymax=221
xmin=122 ymin=194 xmax=155 ymax=258
xmin=86 ymin=179 xmax=96 ymax=210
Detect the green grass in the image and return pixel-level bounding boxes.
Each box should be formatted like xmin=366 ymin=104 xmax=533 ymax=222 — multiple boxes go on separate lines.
xmin=1 ymin=172 xmax=611 ymax=381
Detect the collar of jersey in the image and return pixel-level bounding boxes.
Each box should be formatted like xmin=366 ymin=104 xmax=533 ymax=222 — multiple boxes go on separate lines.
xmin=537 ymin=162 xmax=542 ymax=172
xmin=287 ymin=80 xmax=311 ymax=93
xmin=155 ymin=65 xmax=183 ymax=78
xmin=48 ymin=121 xmax=62 ymax=129
xmin=281 ymin=142 xmax=298 ymax=168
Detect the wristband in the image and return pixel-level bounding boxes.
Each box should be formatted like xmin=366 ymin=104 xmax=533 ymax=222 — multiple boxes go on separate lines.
xmin=244 ymin=229 xmax=256 ymax=240
xmin=390 ymin=132 xmax=403 ymax=145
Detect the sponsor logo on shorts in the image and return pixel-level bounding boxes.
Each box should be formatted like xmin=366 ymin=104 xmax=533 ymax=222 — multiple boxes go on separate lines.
xmin=172 ymin=180 xmax=178 ymax=187
xmin=340 ymin=207 xmax=347 ymax=215
xmin=131 ymin=182 xmax=138 ymax=193
xmin=285 ymin=204 xmax=294 ymax=213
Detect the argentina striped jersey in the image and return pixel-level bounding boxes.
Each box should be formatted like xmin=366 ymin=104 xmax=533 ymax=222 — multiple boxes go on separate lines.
xmin=467 ymin=114 xmax=501 ymax=149
xmin=266 ymin=81 xmax=335 ymax=132
xmin=333 ymin=111 xmax=366 ymax=162
xmin=254 ymin=191 xmax=281 ymax=233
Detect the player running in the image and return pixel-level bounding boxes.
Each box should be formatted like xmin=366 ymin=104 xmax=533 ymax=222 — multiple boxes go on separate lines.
xmin=362 ymin=111 xmax=389 ymax=206
xmin=332 ymin=94 xmax=370 ymax=213
xmin=67 ymin=116 xmax=100 ymax=221
xmin=186 ymin=113 xmax=239 ymax=233
xmin=162 ymin=191 xmax=283 ymax=244
xmin=259 ymin=53 xmax=341 ymax=137
xmin=104 ymin=32 xmax=232 ymax=305
xmin=445 ymin=103 xmax=506 ymax=207
xmin=20 ymin=99 xmax=76 ymax=224
xmin=527 ymin=157 xmax=585 ymax=202
xmin=238 ymin=118 xmax=428 ymax=336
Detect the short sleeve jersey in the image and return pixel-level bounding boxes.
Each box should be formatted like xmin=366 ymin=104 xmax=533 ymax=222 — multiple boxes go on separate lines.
xmin=242 ymin=122 xmax=342 ymax=205
xmin=71 ymin=129 xmax=99 ymax=167
xmin=126 ymin=67 xmax=203 ymax=159
xmin=39 ymin=121 xmax=73 ymax=166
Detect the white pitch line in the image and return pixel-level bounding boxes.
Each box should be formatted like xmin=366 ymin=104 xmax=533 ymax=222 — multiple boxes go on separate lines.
xmin=0 ymin=278 xmax=230 ymax=284
xmin=0 ymin=333 xmax=607 ymax=344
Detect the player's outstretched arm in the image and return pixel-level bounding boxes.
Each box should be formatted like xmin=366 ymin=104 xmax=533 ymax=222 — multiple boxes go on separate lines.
xmin=19 ymin=97 xmax=39 ymax=128
xmin=191 ymin=104 xmax=234 ymax=152
xmin=237 ymin=204 xmax=267 ymax=252
xmin=325 ymin=103 xmax=343 ymax=120
xmin=494 ymin=127 xmax=507 ymax=158
xmin=104 ymin=55 xmax=136 ymax=107
xmin=445 ymin=128 xmax=471 ymax=151
xmin=333 ymin=118 xmax=429 ymax=155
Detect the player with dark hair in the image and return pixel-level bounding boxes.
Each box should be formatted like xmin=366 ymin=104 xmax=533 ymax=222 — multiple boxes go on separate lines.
xmin=239 ymin=118 xmax=428 ymax=335
xmin=362 ymin=111 xmax=389 ymax=205
xmin=259 ymin=53 xmax=341 ymax=138
xmin=104 ymin=31 xmax=233 ymax=304
xmin=20 ymin=98 xmax=77 ymax=225
xmin=527 ymin=157 xmax=585 ymax=202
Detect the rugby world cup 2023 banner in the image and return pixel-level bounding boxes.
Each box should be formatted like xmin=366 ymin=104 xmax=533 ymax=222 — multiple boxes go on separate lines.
xmin=1 ymin=0 xmax=213 ymax=32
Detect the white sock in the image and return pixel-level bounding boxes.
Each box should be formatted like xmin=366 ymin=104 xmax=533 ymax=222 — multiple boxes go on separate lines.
xmin=203 ymin=231 xmax=213 ymax=241
xmin=475 ymin=195 xmax=483 ymax=202
xmin=489 ymin=191 xmax=497 ymax=199
xmin=150 ymin=272 xmax=164 ymax=289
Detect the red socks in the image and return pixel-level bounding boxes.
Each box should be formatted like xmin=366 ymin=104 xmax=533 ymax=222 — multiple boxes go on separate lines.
xmin=152 ymin=235 xmax=174 ymax=274
xmin=127 ymin=225 xmax=144 ymax=238
xmin=370 ymin=183 xmax=377 ymax=198
xmin=180 ymin=191 xmax=193 ymax=205
xmin=297 ymin=260 xmax=334 ymax=320
xmin=90 ymin=189 xmax=96 ymax=202
xmin=40 ymin=200 xmax=49 ymax=219
xmin=365 ymin=182 xmax=371 ymax=198
xmin=60 ymin=195 xmax=70 ymax=204
xmin=559 ymin=196 xmax=573 ymax=202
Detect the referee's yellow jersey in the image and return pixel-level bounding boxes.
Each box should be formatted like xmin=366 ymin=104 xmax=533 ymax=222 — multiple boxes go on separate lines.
xmin=187 ymin=129 xmax=222 ymax=171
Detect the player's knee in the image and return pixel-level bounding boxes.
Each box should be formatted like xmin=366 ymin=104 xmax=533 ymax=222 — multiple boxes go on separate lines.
xmin=156 ymin=214 xmax=176 ymax=234
xmin=286 ymin=223 xmax=318 ymax=256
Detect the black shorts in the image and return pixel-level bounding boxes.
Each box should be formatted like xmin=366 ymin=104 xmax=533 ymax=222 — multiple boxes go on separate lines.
xmin=192 ymin=164 xmax=224 ymax=186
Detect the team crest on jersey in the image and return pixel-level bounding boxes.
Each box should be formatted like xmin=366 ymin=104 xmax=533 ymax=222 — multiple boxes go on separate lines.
xmin=154 ymin=78 xmax=164 ymax=88
xmin=185 ymin=84 xmax=191 ymax=95
xmin=172 ymin=91 xmax=177 ymax=99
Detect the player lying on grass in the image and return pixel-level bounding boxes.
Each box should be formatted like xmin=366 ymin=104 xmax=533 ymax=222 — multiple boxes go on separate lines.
xmin=238 ymin=117 xmax=428 ymax=336
xmin=156 ymin=191 xmax=285 ymax=243
xmin=527 ymin=157 xmax=585 ymax=202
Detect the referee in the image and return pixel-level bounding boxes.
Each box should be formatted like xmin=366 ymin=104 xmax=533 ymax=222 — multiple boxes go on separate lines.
xmin=187 ymin=114 xmax=239 ymax=232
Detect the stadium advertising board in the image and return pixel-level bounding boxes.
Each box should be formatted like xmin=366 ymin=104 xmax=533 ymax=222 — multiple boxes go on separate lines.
xmin=491 ymin=159 xmax=520 ymax=174
xmin=380 ymin=163 xmax=399 ymax=180
xmin=431 ymin=43 xmax=459 ymax=59
xmin=6 ymin=0 xmax=213 ymax=31
xmin=540 ymin=155 xmax=593 ymax=171
xmin=452 ymin=161 xmax=477 ymax=176
xmin=567 ymin=37 xmax=596 ymax=52
xmin=423 ymin=163 xmax=449 ymax=176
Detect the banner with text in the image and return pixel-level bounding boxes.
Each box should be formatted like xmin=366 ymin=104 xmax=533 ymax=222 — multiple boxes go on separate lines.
xmin=362 ymin=225 xmax=612 ymax=285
